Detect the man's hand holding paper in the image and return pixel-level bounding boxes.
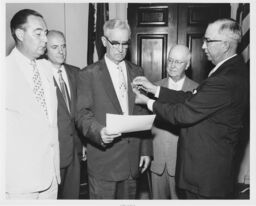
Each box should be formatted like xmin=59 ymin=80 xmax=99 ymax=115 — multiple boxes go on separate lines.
xmin=100 ymin=127 xmax=121 ymax=144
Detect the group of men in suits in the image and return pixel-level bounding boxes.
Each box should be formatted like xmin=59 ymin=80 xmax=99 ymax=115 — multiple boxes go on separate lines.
xmin=6 ymin=8 xmax=249 ymax=200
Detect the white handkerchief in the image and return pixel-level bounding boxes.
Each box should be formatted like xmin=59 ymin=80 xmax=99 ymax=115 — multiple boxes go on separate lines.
xmin=106 ymin=113 xmax=156 ymax=134
xmin=192 ymin=89 xmax=197 ymax=94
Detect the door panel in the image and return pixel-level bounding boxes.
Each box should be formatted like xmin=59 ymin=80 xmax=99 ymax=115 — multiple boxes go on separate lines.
xmin=138 ymin=34 xmax=167 ymax=82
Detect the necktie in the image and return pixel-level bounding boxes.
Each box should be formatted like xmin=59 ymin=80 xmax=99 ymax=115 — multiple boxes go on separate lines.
xmin=31 ymin=60 xmax=48 ymax=118
xmin=58 ymin=69 xmax=71 ymax=113
xmin=117 ymin=65 xmax=128 ymax=114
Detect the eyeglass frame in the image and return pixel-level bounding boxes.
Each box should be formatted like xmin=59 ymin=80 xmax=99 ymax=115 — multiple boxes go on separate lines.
xmin=167 ymin=57 xmax=188 ymax=66
xmin=202 ymin=37 xmax=224 ymax=44
xmin=104 ymin=36 xmax=130 ymax=49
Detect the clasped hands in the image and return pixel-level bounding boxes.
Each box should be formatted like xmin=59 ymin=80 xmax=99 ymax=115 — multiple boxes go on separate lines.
xmin=131 ymin=76 xmax=157 ymax=105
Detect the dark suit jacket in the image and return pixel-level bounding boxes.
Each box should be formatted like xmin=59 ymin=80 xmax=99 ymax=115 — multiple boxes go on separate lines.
xmin=153 ymin=55 xmax=249 ymax=197
xmin=55 ymin=64 xmax=81 ymax=169
xmin=76 ymin=58 xmax=152 ymax=181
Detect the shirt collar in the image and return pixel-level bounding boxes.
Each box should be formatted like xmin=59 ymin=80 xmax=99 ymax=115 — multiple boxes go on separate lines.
xmin=104 ymin=54 xmax=125 ymax=68
xmin=208 ymin=54 xmax=237 ymax=77
xmin=13 ymin=47 xmax=35 ymax=66
xmin=168 ymin=75 xmax=186 ymax=85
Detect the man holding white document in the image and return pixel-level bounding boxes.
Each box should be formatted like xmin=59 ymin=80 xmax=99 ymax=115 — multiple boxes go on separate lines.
xmin=76 ymin=19 xmax=152 ymax=199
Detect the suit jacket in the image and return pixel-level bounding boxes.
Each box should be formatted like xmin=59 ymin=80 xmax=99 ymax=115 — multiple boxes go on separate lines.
xmin=5 ymin=48 xmax=60 ymax=193
xmin=153 ymin=55 xmax=249 ymax=197
xmin=150 ymin=77 xmax=198 ymax=176
xmin=76 ymin=58 xmax=152 ymax=181
xmin=54 ymin=63 xmax=81 ymax=169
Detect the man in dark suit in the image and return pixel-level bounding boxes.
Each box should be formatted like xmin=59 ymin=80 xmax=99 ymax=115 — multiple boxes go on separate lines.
xmin=46 ymin=30 xmax=82 ymax=199
xmin=76 ymin=19 xmax=152 ymax=199
xmin=132 ymin=18 xmax=249 ymax=199
xmin=151 ymin=45 xmax=198 ymax=199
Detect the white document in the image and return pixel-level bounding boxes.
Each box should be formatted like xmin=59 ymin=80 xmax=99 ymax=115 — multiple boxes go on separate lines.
xmin=106 ymin=113 xmax=156 ymax=134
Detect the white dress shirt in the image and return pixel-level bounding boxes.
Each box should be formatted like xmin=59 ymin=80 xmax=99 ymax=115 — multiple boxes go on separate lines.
xmin=105 ymin=55 xmax=129 ymax=114
xmin=168 ymin=76 xmax=185 ymax=91
xmin=13 ymin=47 xmax=54 ymax=123
xmin=208 ymin=54 xmax=237 ymax=77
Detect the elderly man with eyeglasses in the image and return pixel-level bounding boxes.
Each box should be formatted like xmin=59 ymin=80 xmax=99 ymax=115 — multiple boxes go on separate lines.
xmin=132 ymin=18 xmax=249 ymax=199
xmin=150 ymin=45 xmax=198 ymax=199
xmin=76 ymin=19 xmax=152 ymax=199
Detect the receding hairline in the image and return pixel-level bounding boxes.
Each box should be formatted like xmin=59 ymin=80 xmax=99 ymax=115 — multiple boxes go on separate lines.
xmin=103 ymin=19 xmax=131 ymax=38
xmin=47 ymin=30 xmax=65 ymax=40
xmin=208 ymin=18 xmax=242 ymax=42
xmin=169 ymin=45 xmax=191 ymax=61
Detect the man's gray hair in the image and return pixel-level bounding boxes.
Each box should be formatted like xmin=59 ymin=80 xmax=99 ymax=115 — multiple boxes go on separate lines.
xmin=103 ymin=19 xmax=131 ymax=38
xmin=212 ymin=18 xmax=242 ymax=43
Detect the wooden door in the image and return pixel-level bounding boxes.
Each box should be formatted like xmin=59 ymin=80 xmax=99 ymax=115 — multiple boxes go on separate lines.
xmin=128 ymin=3 xmax=230 ymax=83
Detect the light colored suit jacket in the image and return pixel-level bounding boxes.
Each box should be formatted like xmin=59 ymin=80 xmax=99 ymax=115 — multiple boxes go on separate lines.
xmin=150 ymin=76 xmax=198 ymax=176
xmin=5 ymin=48 xmax=60 ymax=193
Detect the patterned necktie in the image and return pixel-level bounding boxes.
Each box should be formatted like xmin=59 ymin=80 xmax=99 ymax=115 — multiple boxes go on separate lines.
xmin=31 ymin=60 xmax=48 ymax=118
xmin=58 ymin=69 xmax=70 ymax=113
xmin=117 ymin=65 xmax=128 ymax=114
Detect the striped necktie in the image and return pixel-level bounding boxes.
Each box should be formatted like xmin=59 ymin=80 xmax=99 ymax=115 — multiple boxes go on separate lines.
xmin=58 ymin=68 xmax=70 ymax=113
xmin=31 ymin=60 xmax=48 ymax=118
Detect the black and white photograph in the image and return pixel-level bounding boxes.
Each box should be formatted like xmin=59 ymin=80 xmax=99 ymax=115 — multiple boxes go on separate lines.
xmin=1 ymin=0 xmax=255 ymax=205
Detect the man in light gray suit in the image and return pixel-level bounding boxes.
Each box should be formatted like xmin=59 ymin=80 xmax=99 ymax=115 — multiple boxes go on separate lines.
xmin=150 ymin=45 xmax=198 ymax=199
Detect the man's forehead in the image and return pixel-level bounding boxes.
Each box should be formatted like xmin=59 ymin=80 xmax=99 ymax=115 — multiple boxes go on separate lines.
xmin=108 ymin=28 xmax=129 ymax=39
xmin=48 ymin=33 xmax=65 ymax=41
xmin=169 ymin=48 xmax=188 ymax=60
xmin=24 ymin=15 xmax=46 ymax=29
xmin=205 ymin=23 xmax=220 ymax=37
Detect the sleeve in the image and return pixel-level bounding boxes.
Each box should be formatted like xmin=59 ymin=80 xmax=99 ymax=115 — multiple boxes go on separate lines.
xmin=153 ymin=76 xmax=231 ymax=126
xmin=136 ymin=66 xmax=153 ymax=157
xmin=75 ymin=68 xmax=104 ymax=146
xmin=158 ymin=86 xmax=192 ymax=104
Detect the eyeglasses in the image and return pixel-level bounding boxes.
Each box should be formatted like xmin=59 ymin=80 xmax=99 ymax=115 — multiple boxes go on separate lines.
xmin=168 ymin=58 xmax=187 ymax=65
xmin=202 ymin=37 xmax=223 ymax=44
xmin=104 ymin=36 xmax=130 ymax=49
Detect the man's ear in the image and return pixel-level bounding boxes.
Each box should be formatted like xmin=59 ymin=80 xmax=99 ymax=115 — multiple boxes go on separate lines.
xmin=15 ymin=28 xmax=24 ymax=42
xmin=222 ymin=41 xmax=230 ymax=53
xmin=101 ymin=36 xmax=107 ymax=47
xmin=185 ymin=61 xmax=190 ymax=70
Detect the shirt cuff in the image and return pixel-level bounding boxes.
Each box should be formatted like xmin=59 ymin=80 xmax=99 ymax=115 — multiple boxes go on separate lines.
xmin=155 ymin=86 xmax=161 ymax=98
xmin=147 ymin=99 xmax=155 ymax=112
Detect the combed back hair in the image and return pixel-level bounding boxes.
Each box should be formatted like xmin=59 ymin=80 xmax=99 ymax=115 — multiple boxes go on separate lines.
xmin=47 ymin=30 xmax=65 ymax=40
xmin=212 ymin=18 xmax=242 ymax=43
xmin=10 ymin=9 xmax=43 ymax=43
xmin=103 ymin=19 xmax=131 ymax=38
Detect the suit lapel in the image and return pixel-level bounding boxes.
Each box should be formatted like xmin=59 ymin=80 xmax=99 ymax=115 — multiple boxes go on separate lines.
xmin=210 ymin=55 xmax=241 ymax=78
xmin=182 ymin=76 xmax=189 ymax=91
xmin=125 ymin=61 xmax=135 ymax=114
xmin=162 ymin=78 xmax=168 ymax=88
xmin=99 ymin=59 xmax=123 ymax=114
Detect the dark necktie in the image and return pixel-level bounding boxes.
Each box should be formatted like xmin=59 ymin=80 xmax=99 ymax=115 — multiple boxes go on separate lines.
xmin=58 ymin=69 xmax=70 ymax=113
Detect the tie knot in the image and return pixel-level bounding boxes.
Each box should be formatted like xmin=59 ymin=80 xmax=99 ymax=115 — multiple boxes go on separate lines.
xmin=30 ymin=60 xmax=36 ymax=68
xmin=57 ymin=69 xmax=62 ymax=74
